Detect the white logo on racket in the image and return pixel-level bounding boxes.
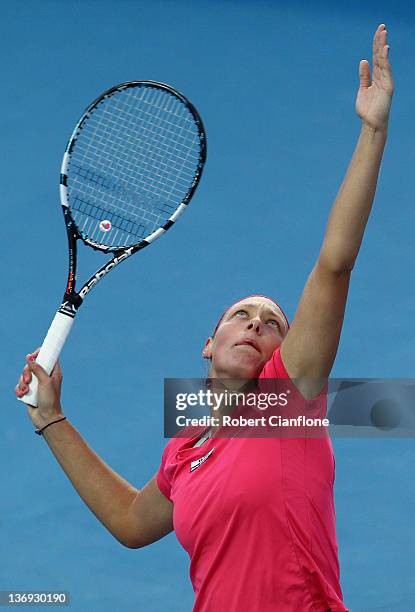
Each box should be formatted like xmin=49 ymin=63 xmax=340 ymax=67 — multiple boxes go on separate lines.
xmin=99 ymin=220 xmax=112 ymax=232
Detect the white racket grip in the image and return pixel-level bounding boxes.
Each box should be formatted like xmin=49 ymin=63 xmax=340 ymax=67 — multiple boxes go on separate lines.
xmin=18 ymin=311 xmax=75 ymax=407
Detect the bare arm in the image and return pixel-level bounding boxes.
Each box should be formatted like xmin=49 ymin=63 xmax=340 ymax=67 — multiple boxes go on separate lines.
xmin=15 ymin=353 xmax=173 ymax=549
xmin=42 ymin=419 xmax=173 ymax=548
xmin=126 ymin=476 xmax=173 ymax=548
xmin=281 ymin=24 xmax=394 ymax=398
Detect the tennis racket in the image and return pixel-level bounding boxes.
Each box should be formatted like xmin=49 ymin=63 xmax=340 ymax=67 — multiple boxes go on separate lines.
xmin=19 ymin=80 xmax=206 ymax=407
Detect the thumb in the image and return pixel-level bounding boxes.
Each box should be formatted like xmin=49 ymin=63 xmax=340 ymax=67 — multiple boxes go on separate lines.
xmin=27 ymin=358 xmax=50 ymax=383
xmin=359 ymin=59 xmax=371 ymax=89
xmin=50 ymin=359 xmax=62 ymax=382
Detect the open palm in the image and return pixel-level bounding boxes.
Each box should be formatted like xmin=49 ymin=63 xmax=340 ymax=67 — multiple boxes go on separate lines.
xmin=356 ymin=24 xmax=394 ymax=131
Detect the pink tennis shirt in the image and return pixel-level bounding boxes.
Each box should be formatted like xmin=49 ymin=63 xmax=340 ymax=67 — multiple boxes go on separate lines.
xmin=157 ymin=347 xmax=348 ymax=611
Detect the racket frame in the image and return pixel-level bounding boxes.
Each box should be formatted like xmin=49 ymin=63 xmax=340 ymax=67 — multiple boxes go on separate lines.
xmin=59 ymin=79 xmax=207 ymax=317
xmin=19 ymin=80 xmax=206 ymax=407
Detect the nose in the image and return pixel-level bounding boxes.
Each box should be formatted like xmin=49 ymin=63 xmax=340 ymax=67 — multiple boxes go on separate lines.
xmin=246 ymin=317 xmax=262 ymax=334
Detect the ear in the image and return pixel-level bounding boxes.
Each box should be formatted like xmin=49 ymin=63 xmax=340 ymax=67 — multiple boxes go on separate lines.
xmin=202 ymin=337 xmax=213 ymax=359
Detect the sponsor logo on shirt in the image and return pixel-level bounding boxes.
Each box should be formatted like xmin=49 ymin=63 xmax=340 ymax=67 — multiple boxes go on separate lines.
xmin=190 ymin=448 xmax=215 ymax=472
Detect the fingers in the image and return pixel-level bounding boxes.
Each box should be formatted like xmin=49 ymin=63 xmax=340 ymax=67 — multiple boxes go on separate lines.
xmin=379 ymin=27 xmax=389 ymax=63
xmin=372 ymin=25 xmax=382 ymax=79
xmin=15 ymin=351 xmax=39 ymax=397
xmin=380 ymin=28 xmax=391 ymax=71
xmin=359 ymin=59 xmax=371 ymax=89
xmin=15 ymin=376 xmax=29 ymax=397
xmin=373 ymin=24 xmax=385 ymax=55
xmin=51 ymin=359 xmax=63 ymax=382
xmin=15 ymin=348 xmax=44 ymax=398
xmin=16 ymin=349 xmax=63 ymax=418
xmin=26 ymin=347 xmax=41 ymax=361
xmin=372 ymin=24 xmax=390 ymax=78
xmin=15 ymin=366 xmax=32 ymax=396
xmin=22 ymin=364 xmax=32 ymax=384
xmin=26 ymin=358 xmax=49 ymax=383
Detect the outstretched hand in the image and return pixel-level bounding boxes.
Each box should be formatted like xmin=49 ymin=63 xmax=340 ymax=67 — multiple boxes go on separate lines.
xmin=356 ymin=24 xmax=394 ymax=132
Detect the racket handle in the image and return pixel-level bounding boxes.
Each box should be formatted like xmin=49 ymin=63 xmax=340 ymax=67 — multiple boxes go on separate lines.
xmin=18 ymin=311 xmax=75 ymax=407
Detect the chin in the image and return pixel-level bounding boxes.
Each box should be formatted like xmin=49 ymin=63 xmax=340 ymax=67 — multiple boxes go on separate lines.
xmin=227 ymin=360 xmax=264 ymax=380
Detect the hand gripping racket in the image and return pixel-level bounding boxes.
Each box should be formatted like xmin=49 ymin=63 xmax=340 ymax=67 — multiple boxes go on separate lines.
xmin=19 ymin=80 xmax=206 ymax=406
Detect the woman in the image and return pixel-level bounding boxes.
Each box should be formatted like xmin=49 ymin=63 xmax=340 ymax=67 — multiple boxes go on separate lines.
xmin=16 ymin=24 xmax=393 ymax=612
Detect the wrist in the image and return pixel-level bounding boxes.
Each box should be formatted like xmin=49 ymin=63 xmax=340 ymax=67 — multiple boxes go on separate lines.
xmin=35 ymin=415 xmax=67 ymax=436
xmin=33 ymin=409 xmax=65 ymax=430
xmin=361 ymin=120 xmax=388 ymax=139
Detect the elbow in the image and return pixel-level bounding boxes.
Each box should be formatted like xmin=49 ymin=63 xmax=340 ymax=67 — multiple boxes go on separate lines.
xmin=110 ymin=525 xmax=144 ymax=549
xmin=331 ymin=261 xmax=355 ymax=275
xmin=317 ymin=254 xmax=355 ymax=276
xmin=115 ymin=524 xmax=146 ymax=549
xmin=118 ymin=529 xmax=151 ymax=549
xmin=118 ymin=535 xmax=143 ymax=549
xmin=121 ymin=540 xmax=141 ymax=550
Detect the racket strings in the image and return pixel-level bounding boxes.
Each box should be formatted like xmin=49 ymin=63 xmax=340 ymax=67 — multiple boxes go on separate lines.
xmin=71 ymin=195 xmax=146 ymax=240
xmin=67 ymin=85 xmax=202 ymax=248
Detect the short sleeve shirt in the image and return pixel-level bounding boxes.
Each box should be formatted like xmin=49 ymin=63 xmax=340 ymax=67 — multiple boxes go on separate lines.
xmin=157 ymin=348 xmax=348 ymax=612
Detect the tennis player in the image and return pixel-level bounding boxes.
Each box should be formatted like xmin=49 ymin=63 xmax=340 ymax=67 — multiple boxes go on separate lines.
xmin=16 ymin=24 xmax=393 ymax=612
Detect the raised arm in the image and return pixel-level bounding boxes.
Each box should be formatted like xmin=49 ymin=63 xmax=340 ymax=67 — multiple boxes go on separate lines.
xmin=281 ymin=24 xmax=394 ymax=398
xmin=15 ymin=351 xmax=173 ymax=548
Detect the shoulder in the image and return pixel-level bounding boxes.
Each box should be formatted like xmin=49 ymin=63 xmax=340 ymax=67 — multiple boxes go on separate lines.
xmin=259 ymin=346 xmax=289 ymax=379
xmin=259 ymin=345 xmax=328 ymax=407
xmin=159 ymin=425 xmax=203 ymax=463
xmin=157 ymin=428 xmax=202 ymax=500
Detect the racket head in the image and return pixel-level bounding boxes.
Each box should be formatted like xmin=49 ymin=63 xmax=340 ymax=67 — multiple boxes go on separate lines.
xmin=60 ymin=80 xmax=207 ymax=253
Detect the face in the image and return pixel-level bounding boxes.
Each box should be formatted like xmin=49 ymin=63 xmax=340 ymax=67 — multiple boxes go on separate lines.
xmin=203 ymin=297 xmax=288 ymax=379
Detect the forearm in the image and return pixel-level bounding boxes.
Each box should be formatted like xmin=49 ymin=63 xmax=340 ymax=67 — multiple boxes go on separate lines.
xmin=319 ymin=121 xmax=388 ymax=272
xmin=42 ymin=418 xmax=139 ymax=546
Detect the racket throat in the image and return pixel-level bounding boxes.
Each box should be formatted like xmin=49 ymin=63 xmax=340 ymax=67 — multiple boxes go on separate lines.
xmin=59 ymin=295 xmax=83 ymax=318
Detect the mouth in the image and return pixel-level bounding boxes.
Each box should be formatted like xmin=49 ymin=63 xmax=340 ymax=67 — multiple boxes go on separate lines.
xmin=235 ymin=338 xmax=261 ymax=353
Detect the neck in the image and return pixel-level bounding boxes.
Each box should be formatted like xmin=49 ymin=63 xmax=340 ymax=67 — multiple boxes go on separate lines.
xmin=205 ymin=377 xmax=257 ymax=434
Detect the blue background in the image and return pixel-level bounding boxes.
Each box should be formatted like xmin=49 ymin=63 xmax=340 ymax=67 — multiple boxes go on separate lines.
xmin=1 ymin=1 xmax=414 ymax=610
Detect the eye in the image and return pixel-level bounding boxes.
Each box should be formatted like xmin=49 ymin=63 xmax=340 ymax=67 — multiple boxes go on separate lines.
xmin=267 ymin=319 xmax=281 ymax=331
xmin=234 ymin=309 xmax=248 ymax=317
